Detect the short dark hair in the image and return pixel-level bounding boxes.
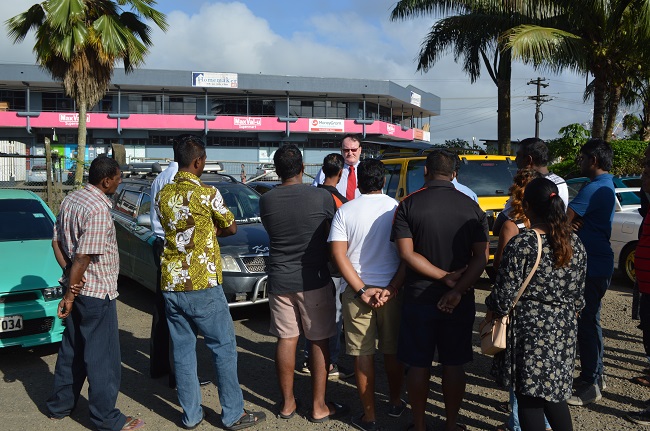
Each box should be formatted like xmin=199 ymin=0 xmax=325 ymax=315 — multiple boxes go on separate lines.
xmin=88 ymin=156 xmax=120 ymax=185
xmin=322 ymin=153 xmax=344 ymax=178
xmin=581 ymin=138 xmax=613 ymax=171
xmin=173 ymin=134 xmax=205 ymax=166
xmin=340 ymin=134 xmax=362 ymax=147
xmin=425 ymin=149 xmax=455 ymax=177
xmin=453 ymin=153 xmax=461 ymax=173
xmin=519 ymin=138 xmax=549 ymax=166
xmin=357 ymin=159 xmax=385 ymax=193
xmin=274 ymin=144 xmax=303 ymax=180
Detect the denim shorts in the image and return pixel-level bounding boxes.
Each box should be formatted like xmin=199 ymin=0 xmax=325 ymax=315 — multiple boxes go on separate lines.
xmin=397 ymin=301 xmax=473 ymax=367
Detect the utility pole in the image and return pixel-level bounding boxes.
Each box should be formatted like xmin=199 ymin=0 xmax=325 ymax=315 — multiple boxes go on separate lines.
xmin=527 ymin=77 xmax=551 ymax=138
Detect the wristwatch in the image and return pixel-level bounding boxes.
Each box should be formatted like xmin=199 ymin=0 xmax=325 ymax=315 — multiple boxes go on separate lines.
xmin=354 ymin=286 xmax=367 ymax=299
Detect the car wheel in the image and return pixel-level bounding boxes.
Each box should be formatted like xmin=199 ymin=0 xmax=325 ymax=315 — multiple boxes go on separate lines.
xmin=620 ymin=243 xmax=637 ymax=285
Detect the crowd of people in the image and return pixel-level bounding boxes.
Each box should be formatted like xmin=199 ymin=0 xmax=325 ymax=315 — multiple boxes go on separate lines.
xmin=44 ymin=132 xmax=649 ymax=431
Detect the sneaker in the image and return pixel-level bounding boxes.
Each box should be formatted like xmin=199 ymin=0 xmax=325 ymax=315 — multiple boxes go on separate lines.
xmin=627 ymin=408 xmax=650 ymax=425
xmin=301 ymin=361 xmax=310 ymax=374
xmin=387 ymin=399 xmax=407 ymax=418
xmin=351 ymin=413 xmax=382 ymax=431
xmin=566 ymin=382 xmax=601 ymax=406
xmin=330 ymin=364 xmax=354 ymax=380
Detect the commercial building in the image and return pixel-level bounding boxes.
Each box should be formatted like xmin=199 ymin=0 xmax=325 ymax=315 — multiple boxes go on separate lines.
xmin=0 ymin=63 xmax=440 ymax=176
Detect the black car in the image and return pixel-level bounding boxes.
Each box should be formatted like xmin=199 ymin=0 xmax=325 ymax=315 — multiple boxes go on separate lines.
xmin=110 ymin=172 xmax=269 ymax=307
xmin=246 ymin=180 xmax=280 ymax=195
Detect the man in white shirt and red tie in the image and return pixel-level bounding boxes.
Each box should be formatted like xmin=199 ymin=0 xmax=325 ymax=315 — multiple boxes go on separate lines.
xmin=313 ymin=134 xmax=362 ymax=200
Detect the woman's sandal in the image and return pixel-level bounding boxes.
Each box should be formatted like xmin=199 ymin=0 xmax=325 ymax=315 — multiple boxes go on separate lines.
xmin=121 ymin=417 xmax=145 ymax=431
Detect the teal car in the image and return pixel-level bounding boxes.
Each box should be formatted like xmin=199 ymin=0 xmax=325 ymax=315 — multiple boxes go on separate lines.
xmin=0 ymin=189 xmax=65 ymax=348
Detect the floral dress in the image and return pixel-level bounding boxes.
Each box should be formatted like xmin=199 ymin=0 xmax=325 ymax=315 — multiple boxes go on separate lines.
xmin=485 ymin=230 xmax=586 ymax=402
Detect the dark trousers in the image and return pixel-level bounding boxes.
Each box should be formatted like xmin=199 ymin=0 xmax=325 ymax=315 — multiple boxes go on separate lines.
xmin=577 ymin=275 xmax=611 ymax=385
xmin=150 ymin=236 xmax=173 ymax=379
xmin=46 ymin=295 xmax=126 ymax=431
xmin=640 ymin=293 xmax=650 ymax=359
xmin=515 ymin=392 xmax=573 ymax=431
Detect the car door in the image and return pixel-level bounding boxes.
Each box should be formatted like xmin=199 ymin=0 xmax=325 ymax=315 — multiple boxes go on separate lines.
xmin=111 ymin=185 xmax=141 ymax=278
xmin=128 ymin=189 xmax=157 ymax=292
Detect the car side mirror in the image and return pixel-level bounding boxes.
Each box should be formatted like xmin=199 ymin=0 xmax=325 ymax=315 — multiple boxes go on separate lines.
xmin=136 ymin=214 xmax=151 ymax=227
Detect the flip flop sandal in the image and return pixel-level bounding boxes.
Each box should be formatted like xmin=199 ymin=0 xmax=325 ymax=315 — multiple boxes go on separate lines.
xmin=307 ymin=401 xmax=350 ymax=423
xmin=121 ymin=417 xmax=145 ymax=431
xmin=632 ymin=375 xmax=650 ymax=387
xmin=276 ymin=398 xmax=300 ymax=419
xmin=226 ymin=410 xmax=266 ymax=430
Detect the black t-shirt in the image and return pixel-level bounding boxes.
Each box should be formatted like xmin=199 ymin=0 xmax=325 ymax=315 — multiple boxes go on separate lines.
xmin=260 ymin=183 xmax=335 ymax=294
xmin=391 ymin=180 xmax=489 ymax=315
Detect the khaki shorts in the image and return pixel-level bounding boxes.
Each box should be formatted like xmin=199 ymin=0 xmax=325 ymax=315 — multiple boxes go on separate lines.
xmin=269 ymin=281 xmax=337 ymax=340
xmin=342 ymin=284 xmax=402 ymax=356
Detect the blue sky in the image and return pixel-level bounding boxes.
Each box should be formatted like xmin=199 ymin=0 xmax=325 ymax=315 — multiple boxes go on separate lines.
xmin=1 ymin=0 xmax=610 ymax=144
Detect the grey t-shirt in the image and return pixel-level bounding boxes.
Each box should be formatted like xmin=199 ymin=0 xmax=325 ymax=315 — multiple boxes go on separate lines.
xmin=260 ymin=183 xmax=335 ymax=294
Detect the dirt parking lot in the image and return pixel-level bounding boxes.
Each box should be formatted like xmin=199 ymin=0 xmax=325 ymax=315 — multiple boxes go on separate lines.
xmin=0 ymin=274 xmax=648 ymax=430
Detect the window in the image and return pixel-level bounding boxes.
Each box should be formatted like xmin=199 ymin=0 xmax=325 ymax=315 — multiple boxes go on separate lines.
xmin=41 ymin=92 xmax=74 ymax=111
xmin=137 ymin=193 xmax=151 ymax=217
xmin=0 ymin=90 xmax=26 ymax=111
xmin=383 ymin=164 xmax=402 ymax=199
xmin=115 ymin=189 xmax=141 ymax=218
xmin=0 ymin=199 xmax=54 ymax=241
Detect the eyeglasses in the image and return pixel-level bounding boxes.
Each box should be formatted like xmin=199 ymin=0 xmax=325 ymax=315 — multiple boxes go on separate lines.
xmin=342 ymin=147 xmax=360 ymax=153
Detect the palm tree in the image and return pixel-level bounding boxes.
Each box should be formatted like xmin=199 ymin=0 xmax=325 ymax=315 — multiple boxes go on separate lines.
xmin=6 ymin=0 xmax=168 ymax=186
xmin=503 ymin=0 xmax=650 ymax=141
xmin=391 ymin=0 xmax=533 ymax=154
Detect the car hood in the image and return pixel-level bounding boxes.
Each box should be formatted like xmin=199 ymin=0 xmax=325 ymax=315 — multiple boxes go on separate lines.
xmin=218 ymin=222 xmax=270 ymax=255
xmin=0 ymin=239 xmax=60 ymax=293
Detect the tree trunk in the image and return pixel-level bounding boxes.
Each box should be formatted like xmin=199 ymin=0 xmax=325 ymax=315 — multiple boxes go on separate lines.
xmin=591 ymin=68 xmax=607 ymax=140
xmin=45 ymin=137 xmax=52 ymax=206
xmin=642 ymin=101 xmax=650 ymax=141
xmin=603 ymin=85 xmax=622 ymax=142
xmin=496 ymin=54 xmax=512 ymax=155
xmin=74 ymin=102 xmax=87 ymax=189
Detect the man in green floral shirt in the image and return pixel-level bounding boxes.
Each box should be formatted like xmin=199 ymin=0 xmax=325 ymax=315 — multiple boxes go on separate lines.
xmin=156 ymin=135 xmax=265 ymax=430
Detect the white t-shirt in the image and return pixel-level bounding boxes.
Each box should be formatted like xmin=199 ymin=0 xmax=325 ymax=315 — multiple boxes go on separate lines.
xmin=502 ymin=171 xmax=569 ymax=216
xmin=328 ymin=193 xmax=400 ymax=287
xmin=150 ymin=162 xmax=179 ymax=238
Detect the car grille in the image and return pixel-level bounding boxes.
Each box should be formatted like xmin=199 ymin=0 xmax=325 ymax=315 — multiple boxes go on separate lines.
xmin=241 ymin=256 xmax=268 ymax=273
xmin=0 ymin=317 xmax=54 ymax=340
xmin=0 ymin=292 xmax=39 ymax=303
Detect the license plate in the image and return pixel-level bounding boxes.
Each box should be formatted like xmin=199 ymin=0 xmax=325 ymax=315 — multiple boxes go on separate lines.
xmin=0 ymin=315 xmax=23 ymax=333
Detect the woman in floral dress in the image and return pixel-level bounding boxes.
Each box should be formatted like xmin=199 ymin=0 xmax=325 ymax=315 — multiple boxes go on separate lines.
xmin=486 ymin=178 xmax=586 ymax=431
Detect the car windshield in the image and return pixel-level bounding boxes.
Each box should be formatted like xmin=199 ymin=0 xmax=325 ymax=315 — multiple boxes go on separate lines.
xmin=203 ymin=181 xmax=261 ymax=224
xmin=0 ymin=199 xmax=54 ymax=241
xmin=406 ymin=159 xmax=517 ymax=196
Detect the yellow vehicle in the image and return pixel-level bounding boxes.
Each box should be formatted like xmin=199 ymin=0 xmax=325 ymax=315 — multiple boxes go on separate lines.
xmin=381 ymin=152 xmax=517 ymax=273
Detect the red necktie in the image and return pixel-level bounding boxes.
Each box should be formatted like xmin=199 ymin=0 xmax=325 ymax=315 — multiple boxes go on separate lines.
xmin=346 ymin=165 xmax=356 ymax=200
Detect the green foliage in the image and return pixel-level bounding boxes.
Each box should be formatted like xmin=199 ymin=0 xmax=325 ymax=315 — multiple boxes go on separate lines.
xmin=610 ymin=140 xmax=648 ymax=175
xmin=443 ymin=138 xmax=484 ymax=152
xmin=547 ymin=123 xmax=590 ymax=177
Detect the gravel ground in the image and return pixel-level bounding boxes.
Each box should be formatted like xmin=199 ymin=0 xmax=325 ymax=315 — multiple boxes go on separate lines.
xmin=0 ymin=273 xmax=648 ymax=431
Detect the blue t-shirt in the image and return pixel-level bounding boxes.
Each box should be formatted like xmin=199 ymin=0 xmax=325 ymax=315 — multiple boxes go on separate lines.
xmin=568 ymin=173 xmax=616 ymax=277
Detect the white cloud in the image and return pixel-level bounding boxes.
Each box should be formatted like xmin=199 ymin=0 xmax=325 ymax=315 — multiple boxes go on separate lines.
xmin=0 ymin=0 xmax=594 ymax=143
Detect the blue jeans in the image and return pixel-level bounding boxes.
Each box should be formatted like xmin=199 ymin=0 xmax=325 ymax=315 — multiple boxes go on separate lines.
xmin=46 ymin=295 xmax=126 ymax=431
xmin=577 ymin=275 xmax=611 ymax=385
xmin=508 ymin=388 xmax=550 ymax=431
xmin=304 ymin=277 xmax=343 ymax=364
xmin=164 ymin=287 xmax=244 ymax=428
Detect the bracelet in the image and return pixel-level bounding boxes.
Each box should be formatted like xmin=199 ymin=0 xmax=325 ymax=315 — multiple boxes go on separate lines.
xmin=354 ymin=286 xmax=368 ymax=299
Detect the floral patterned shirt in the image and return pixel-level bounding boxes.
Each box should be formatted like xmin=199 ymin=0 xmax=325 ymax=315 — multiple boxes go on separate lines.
xmin=156 ymin=171 xmax=234 ymax=291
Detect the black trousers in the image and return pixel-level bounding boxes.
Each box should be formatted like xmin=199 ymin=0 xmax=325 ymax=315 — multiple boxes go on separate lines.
xmin=640 ymin=292 xmax=650 ymax=358
xmin=150 ymin=237 xmax=172 ymax=378
xmin=516 ymin=392 xmax=573 ymax=431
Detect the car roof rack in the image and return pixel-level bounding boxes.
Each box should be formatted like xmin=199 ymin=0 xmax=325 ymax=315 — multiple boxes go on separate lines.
xmin=379 ymin=147 xmax=487 ymax=160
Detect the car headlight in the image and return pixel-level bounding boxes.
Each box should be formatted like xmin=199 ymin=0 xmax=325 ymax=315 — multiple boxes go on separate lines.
xmin=221 ymin=255 xmax=241 ymax=272
xmin=43 ymin=286 xmax=64 ymax=301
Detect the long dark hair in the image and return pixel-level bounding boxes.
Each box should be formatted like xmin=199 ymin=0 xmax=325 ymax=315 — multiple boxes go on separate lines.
xmin=523 ymin=178 xmax=573 ymax=267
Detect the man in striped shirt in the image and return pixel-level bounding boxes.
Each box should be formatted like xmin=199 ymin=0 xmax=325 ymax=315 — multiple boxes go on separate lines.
xmin=46 ymin=157 xmax=145 ymax=430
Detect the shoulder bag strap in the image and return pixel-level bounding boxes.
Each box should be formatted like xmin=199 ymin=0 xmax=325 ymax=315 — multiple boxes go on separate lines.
xmin=509 ymin=230 xmax=543 ymax=311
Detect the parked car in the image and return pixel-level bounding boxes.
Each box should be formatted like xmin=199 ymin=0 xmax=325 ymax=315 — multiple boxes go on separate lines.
xmin=255 ymin=163 xmax=279 ymax=181
xmin=567 ymin=176 xmax=641 ymax=206
xmin=246 ymin=180 xmax=280 ymax=195
xmin=26 ymin=165 xmax=47 ymax=184
xmin=110 ymin=171 xmax=270 ymax=307
xmin=611 ymin=187 xmax=644 ymax=285
xmin=0 ymin=189 xmax=65 ymax=348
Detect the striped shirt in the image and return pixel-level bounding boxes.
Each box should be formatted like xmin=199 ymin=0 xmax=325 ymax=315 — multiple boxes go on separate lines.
xmin=54 ymin=184 xmax=120 ymax=300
